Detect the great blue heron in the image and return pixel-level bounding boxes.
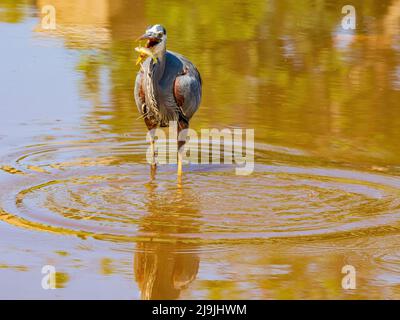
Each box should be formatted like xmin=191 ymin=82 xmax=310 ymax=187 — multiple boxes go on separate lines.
xmin=134 ymin=24 xmax=202 ymax=177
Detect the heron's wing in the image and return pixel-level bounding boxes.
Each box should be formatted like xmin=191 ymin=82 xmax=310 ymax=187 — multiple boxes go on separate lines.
xmin=173 ymin=60 xmax=202 ymax=121
xmin=134 ymin=70 xmax=146 ymax=115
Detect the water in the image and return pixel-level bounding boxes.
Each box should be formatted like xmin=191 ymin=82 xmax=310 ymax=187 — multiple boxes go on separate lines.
xmin=1 ymin=0 xmax=400 ymax=299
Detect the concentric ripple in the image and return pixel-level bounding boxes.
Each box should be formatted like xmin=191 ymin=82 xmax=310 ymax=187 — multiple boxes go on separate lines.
xmin=1 ymin=140 xmax=400 ymax=244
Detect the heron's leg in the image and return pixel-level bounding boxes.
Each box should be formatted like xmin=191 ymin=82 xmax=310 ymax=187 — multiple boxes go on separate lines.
xmin=145 ymin=118 xmax=158 ymax=175
xmin=150 ymin=161 xmax=156 ymax=180
xmin=177 ymin=147 xmax=183 ymax=177
xmin=150 ymin=137 xmax=156 ymax=165
xmin=177 ymin=120 xmax=189 ymax=178
xmin=149 ymin=131 xmax=157 ymax=180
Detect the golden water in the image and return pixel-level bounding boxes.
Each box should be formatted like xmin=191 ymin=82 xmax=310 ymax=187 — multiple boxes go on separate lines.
xmin=1 ymin=0 xmax=400 ymax=299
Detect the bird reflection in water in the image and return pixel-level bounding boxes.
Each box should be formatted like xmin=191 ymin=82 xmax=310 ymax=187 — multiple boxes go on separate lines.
xmin=134 ymin=180 xmax=201 ymax=300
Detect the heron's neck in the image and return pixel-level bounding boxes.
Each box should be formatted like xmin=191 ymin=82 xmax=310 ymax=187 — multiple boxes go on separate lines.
xmin=145 ymin=49 xmax=166 ymax=118
xmin=150 ymin=47 xmax=166 ymax=81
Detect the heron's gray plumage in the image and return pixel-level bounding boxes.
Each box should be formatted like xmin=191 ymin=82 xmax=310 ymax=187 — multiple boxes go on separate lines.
xmin=134 ymin=42 xmax=202 ymax=128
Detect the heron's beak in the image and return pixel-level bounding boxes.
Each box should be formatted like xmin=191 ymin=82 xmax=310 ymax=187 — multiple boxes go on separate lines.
xmin=136 ymin=33 xmax=161 ymax=49
xmin=136 ymin=33 xmax=151 ymax=41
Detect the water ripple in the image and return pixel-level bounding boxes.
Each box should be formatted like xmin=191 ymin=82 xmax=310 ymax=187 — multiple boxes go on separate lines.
xmin=1 ymin=140 xmax=400 ymax=244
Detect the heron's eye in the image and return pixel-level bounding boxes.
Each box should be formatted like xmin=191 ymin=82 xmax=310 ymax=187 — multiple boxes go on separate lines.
xmin=157 ymin=31 xmax=163 ymax=38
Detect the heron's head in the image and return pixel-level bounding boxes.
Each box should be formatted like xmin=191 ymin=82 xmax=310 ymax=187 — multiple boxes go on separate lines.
xmin=138 ymin=24 xmax=167 ymax=58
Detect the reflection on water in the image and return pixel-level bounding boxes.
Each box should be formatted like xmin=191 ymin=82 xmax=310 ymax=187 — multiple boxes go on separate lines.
xmin=134 ymin=182 xmax=200 ymax=300
xmin=1 ymin=0 xmax=400 ymax=299
xmin=135 ymin=242 xmax=200 ymax=299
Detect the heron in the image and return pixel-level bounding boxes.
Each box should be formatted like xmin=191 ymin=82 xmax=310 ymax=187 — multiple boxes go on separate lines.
xmin=134 ymin=24 xmax=202 ymax=178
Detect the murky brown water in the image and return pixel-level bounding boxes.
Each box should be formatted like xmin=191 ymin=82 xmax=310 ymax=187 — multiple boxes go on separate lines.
xmin=1 ymin=0 xmax=400 ymax=299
